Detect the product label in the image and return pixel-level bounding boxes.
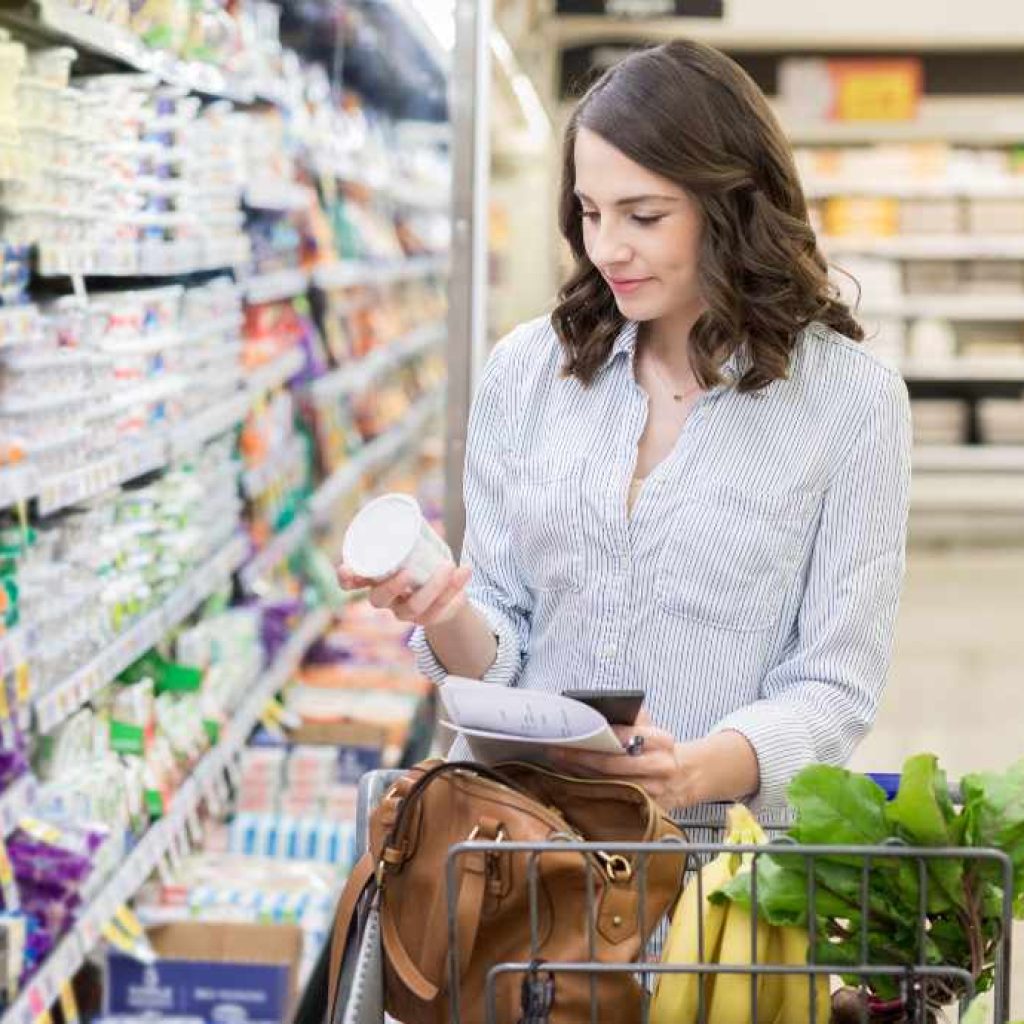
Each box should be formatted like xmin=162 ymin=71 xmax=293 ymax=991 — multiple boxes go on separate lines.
xmin=0 ymin=837 xmax=19 ymax=911
xmin=110 ymin=720 xmax=146 ymax=756
xmin=59 ymin=983 xmax=79 ymax=1024
xmin=14 ymin=663 xmax=30 ymax=704
xmin=19 ymin=818 xmax=60 ymax=845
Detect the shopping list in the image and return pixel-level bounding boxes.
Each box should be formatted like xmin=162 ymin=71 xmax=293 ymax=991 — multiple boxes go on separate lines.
xmin=437 ymin=677 xmax=625 ymax=764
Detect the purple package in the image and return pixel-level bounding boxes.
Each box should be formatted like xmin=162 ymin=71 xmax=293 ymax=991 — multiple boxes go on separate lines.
xmin=260 ymin=599 xmax=306 ymax=662
xmin=0 ymin=752 xmax=28 ymax=791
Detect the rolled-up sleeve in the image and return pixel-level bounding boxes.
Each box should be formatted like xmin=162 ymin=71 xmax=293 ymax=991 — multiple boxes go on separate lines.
xmin=410 ymin=338 xmax=533 ymax=686
xmin=708 ymin=371 xmax=912 ymax=809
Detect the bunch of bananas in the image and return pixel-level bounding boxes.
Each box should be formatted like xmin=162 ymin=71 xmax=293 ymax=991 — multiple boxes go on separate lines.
xmin=650 ymin=805 xmax=830 ymax=1024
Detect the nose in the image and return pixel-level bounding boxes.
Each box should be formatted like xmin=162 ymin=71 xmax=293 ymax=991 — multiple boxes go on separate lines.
xmin=587 ymin=219 xmax=632 ymax=269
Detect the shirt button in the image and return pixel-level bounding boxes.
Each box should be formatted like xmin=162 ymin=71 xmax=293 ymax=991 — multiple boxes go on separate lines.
xmin=602 ymin=643 xmax=617 ymax=659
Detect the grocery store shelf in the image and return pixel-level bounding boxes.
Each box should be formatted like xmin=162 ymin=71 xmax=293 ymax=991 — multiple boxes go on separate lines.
xmin=0 ymin=349 xmax=304 ymax=515
xmin=310 ymin=386 xmax=445 ymax=523
xmin=804 ymin=179 xmax=1024 ymax=199
xmin=33 ymin=534 xmax=248 ymax=734
xmin=900 ymin=358 xmax=1024 ymax=383
xmin=310 ymin=322 xmax=446 ymax=401
xmin=244 ymin=347 xmax=305 ymax=398
xmin=861 ymin=295 xmax=1024 ymax=321
xmin=0 ymin=465 xmax=38 ymax=508
xmin=311 ymin=254 xmax=450 ymax=291
xmin=821 ymin=236 xmax=1024 ymax=260
xmin=243 ymin=181 xmax=310 ymax=213
xmin=242 ymin=437 xmax=307 ymax=501
xmin=243 ymin=268 xmax=310 ymax=306
xmin=170 ymin=348 xmax=303 ymax=458
xmin=549 ymin=16 xmax=1024 ymax=51
xmin=0 ymin=0 xmax=256 ymax=104
xmin=911 ymin=473 xmax=1024 ymax=517
xmin=238 ymin=512 xmax=311 ymax=593
xmin=0 ymin=774 xmax=37 ymax=838
xmin=241 ymin=386 xmax=446 ymax=588
xmin=792 ymin=123 xmax=1024 ymax=145
xmin=0 ymin=607 xmax=329 ymax=1024
xmin=168 ymin=391 xmax=251 ymax=460
xmin=913 ymin=445 xmax=1024 ymax=474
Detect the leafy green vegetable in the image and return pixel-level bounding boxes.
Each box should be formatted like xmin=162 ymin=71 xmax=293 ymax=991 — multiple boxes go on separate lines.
xmin=960 ymin=758 xmax=1024 ymax=906
xmin=787 ymin=765 xmax=890 ymax=857
xmin=712 ymin=753 xmax=1024 ymax=1013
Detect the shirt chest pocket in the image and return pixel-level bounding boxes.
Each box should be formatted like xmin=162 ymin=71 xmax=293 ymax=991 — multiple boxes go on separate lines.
xmin=507 ymin=457 xmax=586 ymax=593
xmin=655 ymin=487 xmax=816 ymax=632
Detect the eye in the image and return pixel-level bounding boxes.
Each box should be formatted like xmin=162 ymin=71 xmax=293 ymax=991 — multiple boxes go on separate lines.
xmin=632 ymin=214 xmax=665 ymax=227
xmin=580 ymin=210 xmax=600 ymax=222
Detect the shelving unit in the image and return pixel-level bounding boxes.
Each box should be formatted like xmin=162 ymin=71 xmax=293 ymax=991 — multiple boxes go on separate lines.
xmin=0 ymin=347 xmax=306 ymax=517
xmin=0 ymin=0 xmax=452 ymax=1013
xmin=34 ymin=535 xmax=248 ymax=733
xmin=0 ymin=607 xmax=331 ymax=1024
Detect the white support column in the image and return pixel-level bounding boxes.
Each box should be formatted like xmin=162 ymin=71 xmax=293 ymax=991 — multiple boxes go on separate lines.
xmin=445 ymin=0 xmax=493 ymax=556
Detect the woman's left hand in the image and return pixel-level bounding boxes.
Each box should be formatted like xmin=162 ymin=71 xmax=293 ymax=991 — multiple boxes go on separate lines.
xmin=549 ymin=714 xmax=700 ymax=812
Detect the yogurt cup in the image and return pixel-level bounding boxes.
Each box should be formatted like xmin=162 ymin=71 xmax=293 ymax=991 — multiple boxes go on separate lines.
xmin=342 ymin=493 xmax=452 ymax=587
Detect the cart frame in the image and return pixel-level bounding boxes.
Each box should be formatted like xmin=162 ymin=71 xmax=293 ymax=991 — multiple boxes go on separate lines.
xmin=337 ymin=769 xmax=1015 ymax=1024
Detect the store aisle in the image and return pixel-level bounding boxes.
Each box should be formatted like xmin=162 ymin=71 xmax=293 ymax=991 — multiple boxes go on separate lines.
xmin=849 ymin=546 xmax=1024 ymax=1014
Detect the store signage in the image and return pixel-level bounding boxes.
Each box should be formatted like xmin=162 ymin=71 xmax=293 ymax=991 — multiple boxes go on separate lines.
xmin=556 ymin=0 xmax=723 ymax=15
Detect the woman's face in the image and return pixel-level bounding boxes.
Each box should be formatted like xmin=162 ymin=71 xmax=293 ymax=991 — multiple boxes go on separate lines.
xmin=574 ymin=127 xmax=704 ymax=327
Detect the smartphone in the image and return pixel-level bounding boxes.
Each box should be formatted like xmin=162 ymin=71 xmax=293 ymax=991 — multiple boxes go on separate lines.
xmin=560 ymin=688 xmax=645 ymax=726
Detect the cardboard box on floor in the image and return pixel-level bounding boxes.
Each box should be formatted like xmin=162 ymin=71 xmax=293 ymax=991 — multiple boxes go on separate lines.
xmin=106 ymin=921 xmax=303 ymax=1024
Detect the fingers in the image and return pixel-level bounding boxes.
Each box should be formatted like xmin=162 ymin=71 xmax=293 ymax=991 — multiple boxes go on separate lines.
xmin=610 ymin=723 xmax=675 ymax=750
xmin=394 ymin=564 xmax=460 ymax=619
xmin=337 ymin=564 xmax=375 ymax=591
xmin=367 ymin=570 xmax=415 ymax=610
xmin=339 ymin=562 xmax=472 ymax=627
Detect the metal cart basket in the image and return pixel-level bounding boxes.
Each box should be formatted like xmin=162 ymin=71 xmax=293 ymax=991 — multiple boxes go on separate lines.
xmin=335 ymin=769 xmax=1016 ymax=1024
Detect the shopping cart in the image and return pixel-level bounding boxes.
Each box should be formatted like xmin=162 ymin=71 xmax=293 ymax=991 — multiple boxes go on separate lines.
xmin=332 ymin=768 xmax=1016 ymax=1024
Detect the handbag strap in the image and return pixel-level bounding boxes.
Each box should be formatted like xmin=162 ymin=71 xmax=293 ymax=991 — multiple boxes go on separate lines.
xmin=327 ymin=853 xmax=375 ymax=1022
xmin=379 ymin=815 xmax=502 ymax=1002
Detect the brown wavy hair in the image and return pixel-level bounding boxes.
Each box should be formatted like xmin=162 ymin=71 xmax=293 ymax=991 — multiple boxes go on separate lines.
xmin=552 ymin=39 xmax=862 ymax=392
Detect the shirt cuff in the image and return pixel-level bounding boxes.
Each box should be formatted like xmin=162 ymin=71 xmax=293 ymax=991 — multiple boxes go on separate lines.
xmin=408 ymin=600 xmax=522 ymax=687
xmin=708 ymin=702 xmax=816 ymax=812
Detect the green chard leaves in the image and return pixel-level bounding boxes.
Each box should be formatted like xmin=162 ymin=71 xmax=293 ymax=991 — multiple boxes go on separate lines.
xmin=711 ymin=753 xmax=1024 ymax=1007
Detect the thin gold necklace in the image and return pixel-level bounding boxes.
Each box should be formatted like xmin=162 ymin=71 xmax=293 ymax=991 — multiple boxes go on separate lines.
xmin=645 ymin=350 xmax=701 ymax=404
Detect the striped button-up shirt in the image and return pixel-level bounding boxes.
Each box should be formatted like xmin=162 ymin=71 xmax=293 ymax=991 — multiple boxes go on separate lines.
xmin=412 ymin=315 xmax=912 ymax=810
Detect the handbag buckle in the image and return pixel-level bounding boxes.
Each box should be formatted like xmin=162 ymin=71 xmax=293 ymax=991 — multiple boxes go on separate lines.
xmin=467 ymin=824 xmax=507 ymax=843
xmin=597 ymin=852 xmax=633 ymax=883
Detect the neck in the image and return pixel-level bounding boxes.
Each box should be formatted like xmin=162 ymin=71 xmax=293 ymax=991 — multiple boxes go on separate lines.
xmin=640 ymin=302 xmax=704 ymax=375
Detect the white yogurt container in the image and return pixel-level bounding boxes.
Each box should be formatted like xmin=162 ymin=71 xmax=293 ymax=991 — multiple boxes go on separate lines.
xmin=342 ymin=493 xmax=452 ymax=586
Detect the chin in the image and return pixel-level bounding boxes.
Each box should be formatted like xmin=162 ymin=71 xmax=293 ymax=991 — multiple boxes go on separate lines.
xmin=613 ymin=296 xmax=663 ymax=322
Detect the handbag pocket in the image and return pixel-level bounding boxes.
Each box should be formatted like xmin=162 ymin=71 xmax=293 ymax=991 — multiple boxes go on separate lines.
xmin=655 ymin=486 xmax=814 ymax=632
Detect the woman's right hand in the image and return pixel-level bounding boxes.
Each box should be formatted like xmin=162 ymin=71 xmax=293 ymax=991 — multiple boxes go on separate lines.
xmin=337 ymin=563 xmax=473 ymax=627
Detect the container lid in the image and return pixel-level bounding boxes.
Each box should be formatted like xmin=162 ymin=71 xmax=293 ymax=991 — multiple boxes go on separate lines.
xmin=342 ymin=493 xmax=422 ymax=579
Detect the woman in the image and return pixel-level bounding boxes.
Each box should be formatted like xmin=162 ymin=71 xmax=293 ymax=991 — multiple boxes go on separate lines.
xmin=339 ymin=39 xmax=912 ymax=814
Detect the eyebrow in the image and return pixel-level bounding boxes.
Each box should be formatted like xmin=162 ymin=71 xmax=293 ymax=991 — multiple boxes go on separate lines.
xmin=574 ymin=189 xmax=679 ymax=207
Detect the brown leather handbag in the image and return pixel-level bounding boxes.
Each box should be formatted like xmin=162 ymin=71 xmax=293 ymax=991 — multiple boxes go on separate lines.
xmin=326 ymin=759 xmax=689 ymax=1024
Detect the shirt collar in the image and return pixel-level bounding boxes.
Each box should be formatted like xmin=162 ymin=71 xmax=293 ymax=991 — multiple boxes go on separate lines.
xmin=602 ymin=320 xmax=640 ymax=369
xmin=603 ymin=320 xmax=748 ymax=388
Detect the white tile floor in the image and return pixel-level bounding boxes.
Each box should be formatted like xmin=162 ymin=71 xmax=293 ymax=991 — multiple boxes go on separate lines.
xmin=848 ymin=545 xmax=1024 ymax=1019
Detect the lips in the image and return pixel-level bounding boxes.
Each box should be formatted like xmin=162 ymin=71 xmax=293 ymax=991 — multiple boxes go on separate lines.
xmin=606 ymin=276 xmax=652 ymax=296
